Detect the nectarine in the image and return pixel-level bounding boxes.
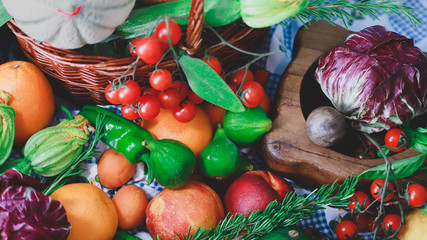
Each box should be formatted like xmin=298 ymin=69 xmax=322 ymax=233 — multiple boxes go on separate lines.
xmin=224 ymin=170 xmax=294 ymax=216
xmin=146 ymin=180 xmax=225 ymax=240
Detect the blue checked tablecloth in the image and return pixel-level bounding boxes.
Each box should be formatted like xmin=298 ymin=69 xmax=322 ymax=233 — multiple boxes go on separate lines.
xmin=5 ymin=0 xmax=427 ymax=239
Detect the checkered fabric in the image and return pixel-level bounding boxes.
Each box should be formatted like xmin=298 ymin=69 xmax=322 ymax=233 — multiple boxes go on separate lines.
xmin=5 ymin=1 xmax=426 ymax=239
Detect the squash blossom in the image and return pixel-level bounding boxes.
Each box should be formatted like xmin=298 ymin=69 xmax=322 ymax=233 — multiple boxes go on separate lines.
xmin=240 ymin=0 xmax=309 ymax=28
xmin=0 ymin=90 xmax=15 ymax=165
xmin=22 ymin=115 xmax=92 ymax=177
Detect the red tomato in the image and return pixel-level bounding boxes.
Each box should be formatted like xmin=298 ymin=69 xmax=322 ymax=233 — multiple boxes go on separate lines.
xmin=201 ymin=57 xmax=222 ymax=75
xmin=351 ymin=213 xmax=375 ymax=233
xmin=158 ymin=88 xmax=181 ymax=109
xmin=121 ymin=104 xmax=140 ymax=120
xmin=153 ymin=20 xmax=182 ymax=46
xmin=149 ymin=69 xmax=173 ymax=91
xmin=354 ymin=147 xmax=376 ymax=159
xmin=384 ymin=128 xmax=408 ymax=152
xmin=381 ymin=214 xmax=405 ymax=235
xmin=128 ymin=38 xmax=140 ymax=57
xmin=135 ymin=38 xmax=164 ymax=65
xmin=117 ymin=80 xmax=141 ymax=105
xmin=228 ymin=83 xmax=239 ymax=94
xmin=141 ymin=87 xmax=159 ymax=96
xmin=336 ymin=220 xmax=358 ymax=240
xmin=188 ymin=90 xmax=204 ymax=105
xmin=348 ymin=191 xmax=371 ymax=214
xmin=138 ymin=94 xmax=161 ymax=120
xmin=171 ymin=81 xmax=189 ymax=101
xmin=254 ymin=69 xmax=270 ymax=86
xmin=229 ymin=68 xmax=254 ymax=87
xmin=370 ymin=179 xmax=395 ymax=202
xmin=407 ymin=184 xmax=427 ymax=207
xmin=173 ymin=100 xmax=196 ymax=123
xmin=105 ymin=83 xmax=120 ymax=104
xmin=242 ymin=81 xmax=265 ymax=107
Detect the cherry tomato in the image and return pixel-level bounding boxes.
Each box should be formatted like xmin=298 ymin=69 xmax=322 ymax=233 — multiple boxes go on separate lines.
xmin=104 ymin=83 xmax=120 ymax=104
xmin=351 ymin=213 xmax=375 ymax=233
xmin=128 ymin=38 xmax=140 ymax=57
xmin=354 ymin=147 xmax=377 ymax=159
xmin=141 ymin=87 xmax=159 ymax=96
xmin=381 ymin=214 xmax=405 ymax=235
xmin=336 ymin=220 xmax=358 ymax=240
xmin=384 ymin=128 xmax=408 ymax=152
xmin=348 ymin=191 xmax=371 ymax=214
xmin=149 ymin=69 xmax=173 ymax=91
xmin=153 ymin=20 xmax=182 ymax=46
xmin=173 ymin=100 xmax=196 ymax=123
xmin=229 ymin=68 xmax=254 ymax=87
xmin=201 ymin=57 xmax=222 ymax=75
xmin=370 ymin=179 xmax=395 ymax=202
xmin=117 ymin=80 xmax=141 ymax=105
xmin=171 ymin=81 xmax=189 ymax=101
xmin=254 ymin=69 xmax=270 ymax=86
xmin=188 ymin=90 xmax=204 ymax=105
xmin=242 ymin=81 xmax=265 ymax=107
xmin=138 ymin=94 xmax=161 ymax=120
xmin=121 ymin=104 xmax=140 ymax=120
xmin=407 ymin=184 xmax=427 ymax=207
xmin=228 ymin=83 xmax=239 ymax=94
xmin=158 ymin=88 xmax=181 ymax=109
xmin=135 ymin=37 xmax=164 ymax=65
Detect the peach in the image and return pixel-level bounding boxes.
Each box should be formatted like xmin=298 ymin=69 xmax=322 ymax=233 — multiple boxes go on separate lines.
xmin=224 ymin=170 xmax=294 ymax=216
xmin=146 ymin=180 xmax=225 ymax=240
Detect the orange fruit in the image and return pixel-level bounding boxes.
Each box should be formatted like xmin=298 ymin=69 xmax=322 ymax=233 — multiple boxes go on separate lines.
xmin=202 ymin=102 xmax=226 ymax=129
xmin=141 ymin=106 xmax=213 ymax=156
xmin=259 ymin=92 xmax=271 ymax=115
xmin=98 ymin=149 xmax=137 ymax=189
xmin=112 ymin=185 xmax=148 ymax=230
xmin=0 ymin=61 xmax=55 ymax=145
xmin=50 ymin=183 xmax=118 ymax=240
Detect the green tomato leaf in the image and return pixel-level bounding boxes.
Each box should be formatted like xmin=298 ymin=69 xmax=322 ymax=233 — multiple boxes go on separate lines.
xmin=359 ymin=154 xmax=426 ymax=180
xmin=178 ymin=54 xmax=245 ymax=112
xmin=0 ymin=2 xmax=12 ymax=27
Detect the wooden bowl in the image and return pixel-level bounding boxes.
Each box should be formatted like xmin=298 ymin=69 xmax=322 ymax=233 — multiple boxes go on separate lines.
xmin=263 ymin=21 xmax=427 ymax=188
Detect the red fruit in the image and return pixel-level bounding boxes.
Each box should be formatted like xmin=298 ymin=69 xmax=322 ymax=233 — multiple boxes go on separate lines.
xmin=241 ymin=81 xmax=265 ymax=107
xmin=384 ymin=128 xmax=408 ymax=152
xmin=254 ymin=69 xmax=269 ymax=86
xmin=224 ymin=170 xmax=294 ymax=216
xmin=135 ymin=38 xmax=164 ymax=65
xmin=188 ymin=90 xmax=204 ymax=105
xmin=138 ymin=94 xmax=161 ymax=120
xmin=173 ymin=100 xmax=196 ymax=123
xmin=336 ymin=220 xmax=358 ymax=239
xmin=370 ymin=179 xmax=395 ymax=202
xmin=153 ymin=20 xmax=182 ymax=46
xmin=407 ymin=184 xmax=427 ymax=207
xmin=128 ymin=38 xmax=140 ymax=57
xmin=228 ymin=69 xmax=254 ymax=86
xmin=171 ymin=81 xmax=189 ymax=101
xmin=348 ymin=191 xmax=371 ymax=213
xmin=158 ymin=88 xmax=181 ymax=109
xmin=149 ymin=69 xmax=173 ymax=91
xmin=381 ymin=214 xmax=405 ymax=235
xmin=202 ymin=57 xmax=222 ymax=75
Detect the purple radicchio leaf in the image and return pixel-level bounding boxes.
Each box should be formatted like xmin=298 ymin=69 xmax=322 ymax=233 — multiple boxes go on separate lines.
xmin=315 ymin=25 xmax=427 ymax=133
xmin=0 ymin=169 xmax=71 ymax=240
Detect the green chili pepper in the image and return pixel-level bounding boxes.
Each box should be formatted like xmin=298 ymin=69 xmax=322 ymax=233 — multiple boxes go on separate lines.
xmin=0 ymin=90 xmax=15 ymax=165
xmin=78 ymin=105 xmax=155 ymax=183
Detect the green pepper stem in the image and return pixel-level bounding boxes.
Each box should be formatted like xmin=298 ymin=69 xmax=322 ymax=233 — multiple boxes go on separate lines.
xmin=141 ymin=153 xmax=154 ymax=184
xmin=60 ymin=105 xmax=74 ymax=120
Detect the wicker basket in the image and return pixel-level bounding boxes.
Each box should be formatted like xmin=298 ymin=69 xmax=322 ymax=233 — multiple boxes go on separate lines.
xmin=7 ymin=0 xmax=269 ymax=105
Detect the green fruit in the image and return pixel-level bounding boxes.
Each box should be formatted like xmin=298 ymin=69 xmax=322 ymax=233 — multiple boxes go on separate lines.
xmin=199 ymin=125 xmax=252 ymax=180
xmin=261 ymin=227 xmax=313 ymax=240
xmin=144 ymin=139 xmax=196 ymax=189
xmin=223 ymin=106 xmax=272 ymax=146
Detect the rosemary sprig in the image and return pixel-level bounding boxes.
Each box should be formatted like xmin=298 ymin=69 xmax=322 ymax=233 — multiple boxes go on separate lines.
xmin=176 ymin=175 xmax=359 ymax=240
xmin=296 ymin=0 xmax=423 ymax=29
xmin=43 ymin=113 xmax=107 ymax=196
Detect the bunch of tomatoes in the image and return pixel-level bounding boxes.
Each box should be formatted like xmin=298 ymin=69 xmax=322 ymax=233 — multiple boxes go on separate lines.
xmin=332 ymin=178 xmax=427 ymax=239
xmin=104 ymin=20 xmax=270 ymax=123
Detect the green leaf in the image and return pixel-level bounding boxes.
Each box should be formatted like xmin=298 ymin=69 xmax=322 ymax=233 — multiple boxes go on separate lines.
xmin=178 ymin=54 xmax=245 ymax=112
xmin=359 ymin=154 xmax=426 ymax=180
xmin=0 ymin=2 xmax=12 ymax=27
xmin=422 ymin=206 xmax=427 ymax=215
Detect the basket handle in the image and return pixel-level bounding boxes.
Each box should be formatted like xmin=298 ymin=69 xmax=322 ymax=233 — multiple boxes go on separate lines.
xmin=182 ymin=0 xmax=204 ymax=55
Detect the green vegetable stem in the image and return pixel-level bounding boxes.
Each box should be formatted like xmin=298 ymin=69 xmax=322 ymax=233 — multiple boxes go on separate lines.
xmin=0 ymin=112 xmax=92 ymax=177
xmin=0 ymin=90 xmax=15 ymax=165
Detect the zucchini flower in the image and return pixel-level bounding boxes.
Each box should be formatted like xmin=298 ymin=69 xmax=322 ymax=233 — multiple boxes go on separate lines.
xmin=0 ymin=90 xmax=15 ymax=165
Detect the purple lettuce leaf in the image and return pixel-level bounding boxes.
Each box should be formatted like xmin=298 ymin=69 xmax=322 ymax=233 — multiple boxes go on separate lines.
xmin=0 ymin=169 xmax=71 ymax=240
xmin=315 ymin=25 xmax=427 ymax=133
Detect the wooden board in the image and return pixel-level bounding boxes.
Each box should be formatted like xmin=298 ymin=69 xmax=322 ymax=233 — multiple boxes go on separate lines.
xmin=263 ymin=21 xmax=427 ymax=188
